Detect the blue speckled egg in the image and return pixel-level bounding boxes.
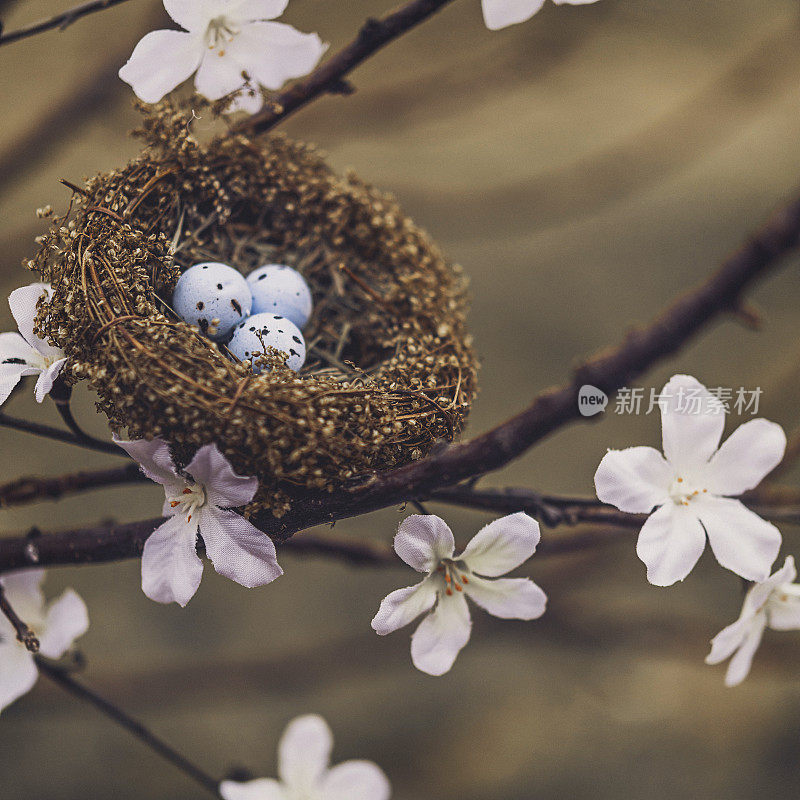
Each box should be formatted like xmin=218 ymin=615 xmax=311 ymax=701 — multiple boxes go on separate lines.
xmin=173 ymin=262 xmax=252 ymax=340
xmin=228 ymin=313 xmax=306 ymax=373
xmin=246 ymin=264 xmax=313 ymax=329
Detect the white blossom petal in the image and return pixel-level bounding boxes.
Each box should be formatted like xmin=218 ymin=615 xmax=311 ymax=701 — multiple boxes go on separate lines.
xmin=184 ymin=444 xmax=257 ymax=507
xmin=410 ymin=593 xmax=471 ymax=676
xmin=394 ymin=515 xmax=455 ymax=572
xmin=232 ymin=0 xmax=289 ymax=22
xmin=458 ymin=512 xmax=540 ymax=577
xmin=114 ymin=436 xmax=183 ymax=490
xmin=696 ymin=496 xmax=781 ymax=582
xmin=635 ymin=502 xmax=706 ymax=586
xmin=481 ymin=0 xmax=546 ymax=30
xmin=660 ymin=374 xmax=725 ymax=474
xmin=745 ymin=555 xmax=797 ymax=616
xmin=320 ymin=760 xmax=391 ymax=800
xmin=278 ymin=714 xmax=332 ymax=792
xmin=0 ymin=360 xmax=40 ymax=406
xmin=703 ymin=419 xmax=787 ymax=496
xmin=199 ymin=508 xmax=282 ymax=588
xmin=0 ymin=569 xmax=45 ymax=614
xmin=37 ymin=589 xmax=89 ymax=660
xmin=0 ymin=331 xmax=43 ymax=366
xmin=725 ymin=621 xmax=765 ymax=687
xmin=767 ymin=587 xmax=800 ymax=630
xmin=706 ymin=615 xmax=755 ymax=665
xmin=593 ymin=446 xmax=672 ymax=513
xmin=227 ymin=21 xmax=326 ymax=91
xmin=34 ymin=358 xmax=66 ymax=403
xmin=163 ymin=0 xmax=223 ymax=32
xmin=219 ymin=779 xmax=288 ymax=800
xmin=194 ymin=51 xmax=249 ymax=101
xmin=464 ymin=575 xmax=547 ymax=620
xmin=371 ymin=578 xmax=437 ymax=635
xmin=141 ymin=515 xmax=203 ymax=606
xmin=8 ymin=283 xmax=59 ymax=356
xmin=119 ymin=30 xmax=204 ymax=103
xmin=0 ymin=643 xmax=38 ymax=713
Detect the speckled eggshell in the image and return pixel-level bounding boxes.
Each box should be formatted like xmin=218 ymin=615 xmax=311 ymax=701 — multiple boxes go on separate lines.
xmin=228 ymin=312 xmax=306 ymax=373
xmin=173 ymin=262 xmax=252 ymax=340
xmin=246 ymin=264 xmax=313 ymax=329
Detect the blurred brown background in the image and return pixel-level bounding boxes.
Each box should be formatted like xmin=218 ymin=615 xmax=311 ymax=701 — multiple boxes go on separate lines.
xmin=2 ymin=0 xmax=800 ymax=797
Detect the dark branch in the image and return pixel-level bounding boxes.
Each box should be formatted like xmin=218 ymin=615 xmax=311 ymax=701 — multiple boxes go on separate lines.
xmin=0 ymin=510 xmax=631 ymax=573
xmin=234 ymin=0 xmax=458 ymax=137
xmin=245 ymin=189 xmax=800 ymax=539
xmin=432 ymin=485 xmax=644 ymax=528
xmin=37 ymin=658 xmax=220 ymax=796
xmin=0 ymin=464 xmax=143 ymax=508
xmin=0 ymin=411 xmax=122 ymax=455
xmin=0 ymin=0 xmax=133 ymax=47
xmin=431 ymin=484 xmax=800 ymax=528
xmin=0 ymin=186 xmax=798 ymax=572
xmin=0 ymin=583 xmax=39 ymax=652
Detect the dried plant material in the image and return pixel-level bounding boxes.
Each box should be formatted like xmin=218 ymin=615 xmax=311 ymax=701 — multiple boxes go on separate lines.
xmin=29 ymin=102 xmax=478 ymax=518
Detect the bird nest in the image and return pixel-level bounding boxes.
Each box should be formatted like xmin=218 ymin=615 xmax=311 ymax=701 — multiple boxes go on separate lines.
xmin=28 ymin=104 xmax=478 ymax=517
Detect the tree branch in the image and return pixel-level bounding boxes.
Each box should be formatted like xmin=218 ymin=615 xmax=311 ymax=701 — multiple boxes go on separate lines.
xmin=36 ymin=658 xmax=220 ymax=797
xmin=233 ymin=0 xmax=458 ymax=137
xmin=246 ymin=188 xmax=800 ymax=539
xmin=0 ymin=483 xmax=797 ymax=573
xmin=0 ymin=513 xmax=630 ymax=574
xmin=0 ymin=0 xmax=133 ymax=47
xmin=431 ymin=484 xmax=800 ymax=528
xmin=0 ymin=464 xmax=143 ymax=508
xmin=1 ymin=185 xmax=798 ymax=572
xmin=0 ymin=582 xmax=39 ymax=652
xmin=0 ymin=410 xmax=123 ymax=455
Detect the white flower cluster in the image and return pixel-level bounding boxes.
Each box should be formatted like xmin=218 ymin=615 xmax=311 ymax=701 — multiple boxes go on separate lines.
xmin=117 ymin=1 xmax=603 ymax=113
xmin=595 ymin=374 xmax=800 ymax=685
xmin=120 ymin=0 xmax=327 ymax=113
xmin=0 ymin=571 xmax=88 ymax=713
xmin=0 ymin=283 xmax=66 ymax=408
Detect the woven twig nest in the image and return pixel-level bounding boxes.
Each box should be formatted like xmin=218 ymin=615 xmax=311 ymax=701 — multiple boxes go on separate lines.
xmin=30 ymin=106 xmax=478 ymax=517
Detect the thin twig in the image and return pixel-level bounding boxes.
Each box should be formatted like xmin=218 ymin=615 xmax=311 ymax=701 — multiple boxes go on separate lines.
xmin=411 ymin=499 xmax=431 ymax=515
xmin=49 ymin=379 xmax=123 ymax=455
xmin=234 ymin=0 xmax=458 ymax=136
xmin=0 ymin=583 xmax=39 ymax=652
xmin=36 ymin=658 xmax=220 ymax=797
xmin=0 ymin=464 xmax=143 ymax=509
xmin=0 ymin=485 xmax=797 ymax=573
xmin=0 ymin=411 xmax=123 ymax=456
xmin=0 ymin=514 xmax=629 ymax=574
xmin=430 ymin=484 xmax=800 ymax=529
xmin=0 ymin=0 xmax=133 ymax=47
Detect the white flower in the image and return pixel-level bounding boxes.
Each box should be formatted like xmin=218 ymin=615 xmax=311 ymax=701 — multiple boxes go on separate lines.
xmin=371 ymin=513 xmax=547 ymax=676
xmin=594 ymin=374 xmax=785 ymax=587
xmin=706 ymin=556 xmax=800 ymax=686
xmin=115 ymin=437 xmax=282 ymax=606
xmin=482 ymin=0 xmax=601 ymax=31
xmin=220 ymin=714 xmax=391 ymax=800
xmin=0 ymin=569 xmax=88 ymax=713
xmin=0 ymin=283 xmax=67 ymax=406
xmin=119 ymin=0 xmax=327 ymax=113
